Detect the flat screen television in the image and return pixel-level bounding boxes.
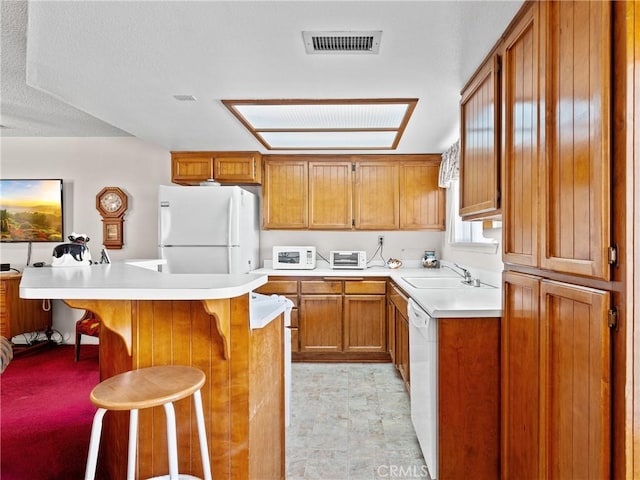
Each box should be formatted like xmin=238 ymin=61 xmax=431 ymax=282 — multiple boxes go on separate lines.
xmin=0 ymin=179 xmax=64 ymax=242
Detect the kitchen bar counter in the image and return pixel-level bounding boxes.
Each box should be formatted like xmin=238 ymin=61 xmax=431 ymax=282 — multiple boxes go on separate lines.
xmin=19 ymin=263 xmax=283 ymax=480
xmin=254 ymin=263 xmax=502 ymax=318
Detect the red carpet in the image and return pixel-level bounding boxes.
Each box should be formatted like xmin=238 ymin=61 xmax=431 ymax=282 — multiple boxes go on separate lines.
xmin=1 ymin=345 xmax=99 ymax=480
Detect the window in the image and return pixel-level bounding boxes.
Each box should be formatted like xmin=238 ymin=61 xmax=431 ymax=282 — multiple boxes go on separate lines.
xmin=447 ymin=180 xmax=499 ymax=251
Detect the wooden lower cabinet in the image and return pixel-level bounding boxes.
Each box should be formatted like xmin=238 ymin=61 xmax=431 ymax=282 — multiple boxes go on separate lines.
xmin=502 ymin=271 xmax=612 ymax=480
xmin=258 ymin=277 xmax=389 ymax=362
xmin=300 ymin=294 xmax=343 ymax=352
xmin=0 ymin=273 xmax=52 ymax=341
xmin=343 ymin=295 xmax=386 ymax=353
xmin=387 ymin=282 xmax=410 ymax=390
xmin=438 ymin=316 xmax=500 ymax=479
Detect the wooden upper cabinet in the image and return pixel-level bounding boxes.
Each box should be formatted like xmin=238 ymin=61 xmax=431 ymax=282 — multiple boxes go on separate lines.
xmin=171 ymin=151 xmax=261 ymax=185
xmin=309 ymin=161 xmax=353 ymax=229
xmin=263 ymin=158 xmax=308 ymax=229
xmin=460 ymin=53 xmax=501 ymax=220
xmin=171 ymin=152 xmax=214 ymax=184
xmin=354 ymin=161 xmax=399 ymax=230
xmin=213 ymin=152 xmax=262 ymax=184
xmin=502 ymin=3 xmax=539 ymax=267
xmin=399 ymin=159 xmax=445 ymax=230
xmin=540 ymin=0 xmax=611 ymax=280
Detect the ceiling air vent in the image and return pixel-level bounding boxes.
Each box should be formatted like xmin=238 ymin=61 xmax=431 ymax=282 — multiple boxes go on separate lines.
xmin=302 ymin=31 xmax=382 ymax=54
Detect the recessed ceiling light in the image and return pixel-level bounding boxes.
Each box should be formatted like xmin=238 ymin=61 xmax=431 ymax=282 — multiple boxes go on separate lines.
xmin=173 ymin=95 xmax=197 ymax=102
xmin=222 ymin=99 xmax=417 ymax=150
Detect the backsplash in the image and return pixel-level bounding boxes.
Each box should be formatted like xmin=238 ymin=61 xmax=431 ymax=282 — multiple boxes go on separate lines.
xmin=259 ymin=230 xmax=445 ymax=267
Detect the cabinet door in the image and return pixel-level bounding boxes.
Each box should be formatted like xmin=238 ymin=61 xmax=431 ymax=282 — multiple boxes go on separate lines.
xmin=309 ymin=161 xmax=352 ymax=229
xmin=387 ymin=299 xmax=396 ymax=365
xmin=459 ymin=54 xmax=501 ymax=220
xmin=171 ymin=153 xmax=214 ymax=185
xmin=540 ymin=0 xmax=611 ymax=279
xmin=502 ymin=271 xmax=542 ymax=479
xmin=439 ymin=316 xmax=500 ymax=480
xmin=213 ymin=152 xmax=261 ymax=184
xmin=502 ymin=4 xmax=539 ymax=267
xmin=354 ymin=162 xmax=399 ymax=230
xmin=399 ymin=160 xmax=445 ymax=230
xmin=263 ymin=159 xmax=308 ymax=229
xmin=299 ymin=295 xmax=343 ymax=352
xmin=396 ymin=310 xmax=410 ymax=390
xmin=343 ymin=295 xmax=386 ymax=353
xmin=540 ymin=280 xmax=611 ymax=479
xmin=0 ymin=275 xmax=52 ymax=338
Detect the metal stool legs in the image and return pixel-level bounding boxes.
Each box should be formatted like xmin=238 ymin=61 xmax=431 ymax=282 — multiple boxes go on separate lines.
xmin=84 ymin=391 xmax=212 ymax=480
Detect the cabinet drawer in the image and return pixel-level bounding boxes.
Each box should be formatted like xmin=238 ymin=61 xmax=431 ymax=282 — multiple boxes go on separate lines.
xmin=254 ymin=280 xmax=298 ymax=295
xmin=300 ymin=281 xmax=342 ymax=294
xmin=388 ymin=284 xmax=409 ymax=318
xmin=344 ymin=280 xmax=386 ymax=295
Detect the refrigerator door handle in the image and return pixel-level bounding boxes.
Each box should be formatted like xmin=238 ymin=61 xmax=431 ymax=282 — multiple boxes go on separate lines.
xmin=227 ymin=197 xmax=233 ymax=246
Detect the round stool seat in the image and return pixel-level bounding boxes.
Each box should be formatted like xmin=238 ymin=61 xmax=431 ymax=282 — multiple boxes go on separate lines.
xmin=84 ymin=365 xmax=212 ymax=480
xmin=90 ymin=366 xmax=206 ymax=411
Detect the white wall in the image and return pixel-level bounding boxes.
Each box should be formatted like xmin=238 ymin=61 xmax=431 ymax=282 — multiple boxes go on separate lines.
xmin=260 ymin=230 xmax=445 ymax=267
xmin=0 ymin=137 xmax=171 ymax=343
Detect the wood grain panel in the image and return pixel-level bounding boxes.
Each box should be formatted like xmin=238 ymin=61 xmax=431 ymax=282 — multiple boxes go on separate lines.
xmin=540 ymin=281 xmax=611 ymax=479
xmin=300 ymin=280 xmax=342 ymax=294
xmin=214 ymin=152 xmax=261 ymax=184
xmin=438 ymin=316 xmax=500 ymax=479
xmin=263 ymin=159 xmax=308 ymax=229
xmin=299 ymin=295 xmax=343 ymax=352
xmin=0 ymin=273 xmax=51 ymax=339
xmin=460 ymin=54 xmax=501 ymax=219
xmin=344 ymin=280 xmax=386 ymax=294
xmin=254 ymin=280 xmax=299 ymax=295
xmin=501 ymin=271 xmax=541 ymax=479
xmin=399 ymin=159 xmax=445 ymax=230
xmin=541 ymin=0 xmax=611 ymax=279
xmin=171 ymin=153 xmax=214 ymax=184
xmin=343 ymin=295 xmax=386 ymax=352
xmin=502 ymin=4 xmax=539 ymax=267
xmin=354 ymin=162 xmax=399 ymax=229
xmin=309 ymin=161 xmax=352 ymax=229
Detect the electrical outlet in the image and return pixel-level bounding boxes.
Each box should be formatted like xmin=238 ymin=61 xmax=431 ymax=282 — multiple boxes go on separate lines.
xmin=378 ymin=235 xmax=384 ymax=246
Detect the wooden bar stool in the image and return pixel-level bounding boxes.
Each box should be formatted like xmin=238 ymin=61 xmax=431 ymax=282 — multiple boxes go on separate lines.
xmin=84 ymin=365 xmax=212 ymax=480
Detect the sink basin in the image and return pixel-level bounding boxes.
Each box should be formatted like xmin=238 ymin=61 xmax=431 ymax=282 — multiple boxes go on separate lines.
xmin=401 ymin=277 xmax=496 ymax=289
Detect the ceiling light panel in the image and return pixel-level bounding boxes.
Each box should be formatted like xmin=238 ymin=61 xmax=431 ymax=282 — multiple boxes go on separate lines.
xmin=234 ymin=104 xmax=409 ymax=129
xmin=259 ymin=131 xmax=398 ymax=149
xmin=222 ymin=99 xmax=417 ymax=150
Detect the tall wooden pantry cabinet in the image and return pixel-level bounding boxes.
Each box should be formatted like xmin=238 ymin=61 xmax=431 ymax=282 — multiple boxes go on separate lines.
xmin=497 ymin=1 xmax=624 ymax=479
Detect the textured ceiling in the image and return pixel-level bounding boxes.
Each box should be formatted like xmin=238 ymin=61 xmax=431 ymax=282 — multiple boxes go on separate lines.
xmin=1 ymin=0 xmax=523 ymax=153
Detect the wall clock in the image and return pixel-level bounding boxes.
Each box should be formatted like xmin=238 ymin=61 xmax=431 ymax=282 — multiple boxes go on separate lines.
xmin=96 ymin=187 xmax=128 ymax=249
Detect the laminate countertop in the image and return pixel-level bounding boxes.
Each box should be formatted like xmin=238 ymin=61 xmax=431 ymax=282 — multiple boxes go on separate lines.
xmin=19 ymin=261 xmax=268 ymax=301
xmin=253 ymin=263 xmax=502 ymax=318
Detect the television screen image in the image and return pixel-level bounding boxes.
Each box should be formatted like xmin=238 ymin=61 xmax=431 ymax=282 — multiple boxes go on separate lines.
xmin=0 ymin=179 xmax=64 ymax=242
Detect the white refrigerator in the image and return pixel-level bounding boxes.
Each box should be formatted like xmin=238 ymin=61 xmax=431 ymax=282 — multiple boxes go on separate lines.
xmin=158 ymin=185 xmax=259 ymax=274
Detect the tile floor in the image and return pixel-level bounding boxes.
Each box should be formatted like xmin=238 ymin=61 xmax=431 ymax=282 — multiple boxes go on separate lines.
xmin=286 ymin=363 xmax=430 ymax=480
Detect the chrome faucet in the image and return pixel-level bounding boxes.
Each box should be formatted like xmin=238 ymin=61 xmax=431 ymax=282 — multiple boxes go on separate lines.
xmin=449 ymin=263 xmax=473 ymax=284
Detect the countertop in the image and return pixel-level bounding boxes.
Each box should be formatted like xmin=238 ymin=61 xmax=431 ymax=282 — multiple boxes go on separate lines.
xmin=19 ymin=262 xmax=268 ymax=300
xmin=253 ymin=264 xmax=502 ymax=318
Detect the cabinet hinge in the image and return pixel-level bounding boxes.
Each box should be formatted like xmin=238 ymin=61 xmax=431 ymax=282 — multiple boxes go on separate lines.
xmin=608 ymin=307 xmax=618 ymax=330
xmin=352 ymin=218 xmax=356 ymax=227
xmin=352 ymin=163 xmax=356 ymax=172
xmin=608 ymin=244 xmax=618 ymax=267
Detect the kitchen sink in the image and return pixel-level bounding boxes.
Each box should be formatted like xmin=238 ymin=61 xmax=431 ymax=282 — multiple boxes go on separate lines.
xmin=401 ymin=277 xmax=496 ymax=289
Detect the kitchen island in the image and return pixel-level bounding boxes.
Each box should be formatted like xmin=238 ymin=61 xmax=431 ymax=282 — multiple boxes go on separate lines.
xmin=20 ymin=262 xmax=285 ymax=480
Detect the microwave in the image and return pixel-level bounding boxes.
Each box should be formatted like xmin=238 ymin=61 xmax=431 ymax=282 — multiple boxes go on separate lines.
xmin=330 ymin=251 xmax=367 ymax=270
xmin=272 ymin=246 xmax=316 ymax=270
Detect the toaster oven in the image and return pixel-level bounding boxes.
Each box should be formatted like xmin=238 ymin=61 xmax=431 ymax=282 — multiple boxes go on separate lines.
xmin=329 ymin=251 xmax=367 ymax=270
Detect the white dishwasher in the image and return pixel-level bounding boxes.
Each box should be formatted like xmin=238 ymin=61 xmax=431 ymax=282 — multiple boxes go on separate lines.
xmin=408 ymin=298 xmax=438 ymax=479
